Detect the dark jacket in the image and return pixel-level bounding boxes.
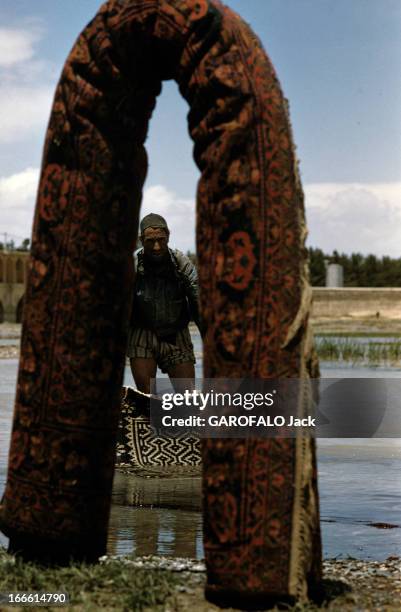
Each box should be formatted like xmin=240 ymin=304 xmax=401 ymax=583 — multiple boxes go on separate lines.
xmin=132 ymin=248 xmax=201 ymax=338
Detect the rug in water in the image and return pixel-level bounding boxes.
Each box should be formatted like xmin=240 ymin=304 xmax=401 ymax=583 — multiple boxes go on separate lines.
xmin=116 ymin=387 xmax=201 ymax=469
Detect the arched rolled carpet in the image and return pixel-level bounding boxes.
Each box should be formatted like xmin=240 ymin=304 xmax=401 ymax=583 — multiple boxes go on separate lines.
xmin=0 ymin=0 xmax=322 ymax=605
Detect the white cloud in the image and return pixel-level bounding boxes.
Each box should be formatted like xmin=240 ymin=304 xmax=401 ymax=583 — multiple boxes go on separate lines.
xmin=0 ymin=25 xmax=54 ymax=144
xmin=0 ymin=177 xmax=197 ymax=251
xmin=304 ymin=182 xmax=401 ymax=257
xmin=142 ymin=182 xmax=401 ymax=258
xmin=0 ymin=85 xmax=53 ymax=144
xmin=0 ymin=28 xmax=39 ymax=68
xmin=0 ymin=167 xmax=39 ymax=241
xmin=1 ymin=176 xmax=400 ymax=258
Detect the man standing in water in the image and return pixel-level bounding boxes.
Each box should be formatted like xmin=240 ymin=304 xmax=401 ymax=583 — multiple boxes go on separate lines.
xmin=128 ymin=213 xmax=201 ymax=393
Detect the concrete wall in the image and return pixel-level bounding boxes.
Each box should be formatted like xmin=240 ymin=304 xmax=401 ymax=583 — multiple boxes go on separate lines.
xmin=312 ymin=287 xmax=401 ymax=319
xmin=1 ymin=253 xmax=400 ymax=323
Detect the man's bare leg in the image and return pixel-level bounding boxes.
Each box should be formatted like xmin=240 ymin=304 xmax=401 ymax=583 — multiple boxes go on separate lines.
xmin=167 ymin=361 xmax=195 ymax=393
xmin=130 ymin=357 xmax=157 ymax=394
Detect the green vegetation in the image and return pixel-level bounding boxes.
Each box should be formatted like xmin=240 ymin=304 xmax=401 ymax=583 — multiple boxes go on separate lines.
xmin=0 ymin=548 xmax=178 ymax=611
xmin=187 ymin=248 xmax=401 ymax=287
xmin=0 ymin=237 xmax=30 ymax=251
xmin=316 ymin=337 xmax=401 ymax=365
xmin=0 ymin=549 xmax=399 ymax=611
xmin=309 ymin=247 xmax=401 ymax=287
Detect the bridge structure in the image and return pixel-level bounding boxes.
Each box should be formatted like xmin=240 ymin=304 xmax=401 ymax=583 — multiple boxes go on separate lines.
xmin=0 ymin=251 xmax=29 ymax=323
xmin=1 ymin=249 xmax=400 ymax=324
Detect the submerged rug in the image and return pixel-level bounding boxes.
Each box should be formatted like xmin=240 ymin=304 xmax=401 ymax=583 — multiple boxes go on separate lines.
xmin=0 ymin=0 xmax=322 ymax=603
xmin=116 ymin=387 xmax=201 ymax=469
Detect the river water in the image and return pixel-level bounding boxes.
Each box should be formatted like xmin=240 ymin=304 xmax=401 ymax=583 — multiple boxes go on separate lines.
xmin=1 ymin=332 xmax=400 ymax=561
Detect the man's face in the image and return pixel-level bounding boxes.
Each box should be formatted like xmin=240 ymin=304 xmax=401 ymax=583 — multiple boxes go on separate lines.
xmin=142 ymin=227 xmax=169 ymax=261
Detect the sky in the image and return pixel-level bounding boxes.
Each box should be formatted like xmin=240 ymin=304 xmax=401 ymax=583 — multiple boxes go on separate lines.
xmin=0 ymin=0 xmax=400 ymax=256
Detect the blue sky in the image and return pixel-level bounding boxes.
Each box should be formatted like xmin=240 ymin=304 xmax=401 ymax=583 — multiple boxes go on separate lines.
xmin=0 ymin=0 xmax=400 ymax=255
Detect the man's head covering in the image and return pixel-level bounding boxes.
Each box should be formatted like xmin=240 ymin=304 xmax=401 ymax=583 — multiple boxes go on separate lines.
xmin=140 ymin=213 xmax=169 ymax=234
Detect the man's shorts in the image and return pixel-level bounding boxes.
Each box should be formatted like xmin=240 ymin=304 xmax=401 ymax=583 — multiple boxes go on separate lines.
xmin=127 ymin=326 xmax=196 ymax=373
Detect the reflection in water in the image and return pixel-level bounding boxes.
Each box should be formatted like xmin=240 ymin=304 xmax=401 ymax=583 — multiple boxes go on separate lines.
xmin=1 ymin=339 xmax=401 ymax=560
xmin=108 ymin=472 xmax=202 ymax=557
xmin=112 ymin=471 xmax=201 ymax=511
xmin=108 ymin=327 xmax=205 ymax=558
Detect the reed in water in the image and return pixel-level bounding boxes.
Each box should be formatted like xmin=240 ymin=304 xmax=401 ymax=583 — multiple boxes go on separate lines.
xmin=316 ymin=337 xmax=401 ymax=364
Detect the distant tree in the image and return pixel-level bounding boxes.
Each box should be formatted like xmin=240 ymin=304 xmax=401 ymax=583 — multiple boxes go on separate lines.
xmin=307 ymin=248 xmax=401 ymax=287
xmin=308 ymin=248 xmax=326 ymax=286
xmin=18 ymin=238 xmax=30 ymax=251
xmin=348 ymin=252 xmax=364 ymax=286
xmin=363 ymin=254 xmax=378 ymax=286
xmin=379 ymin=256 xmax=401 ymax=287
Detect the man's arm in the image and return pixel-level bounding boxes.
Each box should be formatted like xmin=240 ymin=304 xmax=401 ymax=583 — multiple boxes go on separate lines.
xmin=174 ymin=251 xmax=203 ymax=335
